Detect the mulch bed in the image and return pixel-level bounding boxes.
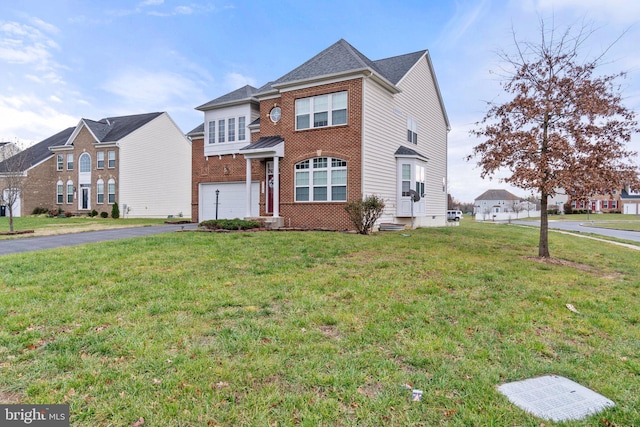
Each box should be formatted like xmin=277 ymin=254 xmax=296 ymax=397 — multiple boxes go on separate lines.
xmin=0 ymin=230 xmax=35 ymax=236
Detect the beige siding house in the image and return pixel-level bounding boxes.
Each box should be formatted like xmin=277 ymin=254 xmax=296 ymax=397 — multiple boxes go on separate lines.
xmin=0 ymin=112 xmax=191 ymax=218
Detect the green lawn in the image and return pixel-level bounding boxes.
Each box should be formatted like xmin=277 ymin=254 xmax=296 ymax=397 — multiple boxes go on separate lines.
xmin=0 ymin=222 xmax=638 ymax=426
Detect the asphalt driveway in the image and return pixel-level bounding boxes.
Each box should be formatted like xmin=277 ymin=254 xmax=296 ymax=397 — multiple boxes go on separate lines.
xmin=0 ymin=223 xmax=197 ymax=256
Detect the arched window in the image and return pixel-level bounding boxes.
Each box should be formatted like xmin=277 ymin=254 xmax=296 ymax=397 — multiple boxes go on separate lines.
xmin=66 ymin=180 xmax=74 ymax=204
xmin=107 ymin=179 xmax=116 ymax=204
xmin=294 ymin=157 xmax=347 ymax=202
xmin=79 ymin=153 xmax=91 ymax=173
xmin=96 ymin=179 xmax=104 ymax=204
xmin=56 ymin=180 xmax=63 ymax=204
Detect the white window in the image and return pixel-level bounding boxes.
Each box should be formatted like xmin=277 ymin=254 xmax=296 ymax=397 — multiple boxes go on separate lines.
xmin=79 ymin=153 xmax=91 ymax=173
xmin=67 ymin=153 xmax=74 ymax=170
xmin=407 ymin=117 xmax=418 ymax=144
xmin=56 ymin=154 xmax=63 ymax=171
xmin=602 ymin=200 xmax=609 ymax=209
xmin=218 ymin=119 xmax=225 ymax=142
xmin=108 ymin=179 xmax=116 ymax=204
xmin=97 ymin=151 xmax=104 ymax=168
xmin=611 ymin=200 xmax=617 ymax=209
xmin=295 ymin=91 xmax=348 ymax=130
xmin=56 ymin=180 xmax=63 ymax=204
xmin=238 ymin=116 xmax=246 ymax=141
xmin=228 ymin=118 xmax=235 ymax=142
xmin=66 ymin=180 xmax=74 ymax=204
xmin=208 ymin=121 xmax=215 ymax=144
xmin=401 ymin=164 xmax=411 ymax=197
xmin=295 ymin=157 xmax=347 ymax=202
xmin=415 ymin=164 xmax=425 ymax=197
xmin=108 ymin=151 xmax=115 ymax=168
xmin=97 ymin=179 xmax=104 ymax=204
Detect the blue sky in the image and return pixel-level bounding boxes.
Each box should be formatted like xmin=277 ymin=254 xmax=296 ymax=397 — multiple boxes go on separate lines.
xmin=1 ymin=0 xmax=639 ymax=203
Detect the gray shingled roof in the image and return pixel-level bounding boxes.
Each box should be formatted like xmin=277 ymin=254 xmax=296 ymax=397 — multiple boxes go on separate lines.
xmin=373 ymin=50 xmax=426 ymax=85
xmin=241 ymin=136 xmax=283 ymax=151
xmin=89 ymin=112 xmax=163 ymax=142
xmin=271 ymin=39 xmax=385 ymax=87
xmin=196 ymin=85 xmax=260 ymax=111
xmin=475 ymin=189 xmax=521 ymax=201
xmin=394 ymin=145 xmax=429 ymax=160
xmin=0 ymin=127 xmax=74 ymax=173
xmin=187 ymin=123 xmax=204 ymax=136
xmin=621 ymin=188 xmax=640 ymax=199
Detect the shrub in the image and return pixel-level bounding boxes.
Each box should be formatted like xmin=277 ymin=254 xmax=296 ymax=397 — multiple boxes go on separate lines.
xmin=88 ymin=209 xmax=98 ymax=217
xmin=344 ymin=194 xmax=386 ymax=235
xmin=100 ymin=212 xmax=108 ymax=218
xmin=65 ymin=211 xmax=73 ymax=218
xmin=32 ymin=207 xmax=49 ymax=215
xmin=111 ymin=202 xmax=120 ymax=219
xmin=199 ymin=219 xmax=262 ymax=230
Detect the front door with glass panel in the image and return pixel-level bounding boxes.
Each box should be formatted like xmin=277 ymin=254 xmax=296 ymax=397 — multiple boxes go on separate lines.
xmin=266 ymin=161 xmax=274 ymax=214
xmin=80 ymin=185 xmax=90 ymax=210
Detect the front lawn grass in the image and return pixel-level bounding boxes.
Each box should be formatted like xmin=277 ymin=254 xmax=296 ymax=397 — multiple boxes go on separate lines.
xmin=0 ymin=222 xmax=638 ymax=426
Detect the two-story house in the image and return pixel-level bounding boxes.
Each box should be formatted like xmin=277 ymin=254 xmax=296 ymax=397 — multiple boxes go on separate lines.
xmin=190 ymin=39 xmax=449 ymax=230
xmin=0 ymin=112 xmax=191 ymax=218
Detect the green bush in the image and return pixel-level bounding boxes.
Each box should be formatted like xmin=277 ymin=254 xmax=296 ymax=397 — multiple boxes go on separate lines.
xmin=344 ymin=194 xmax=386 ymax=235
xmin=31 ymin=207 xmax=49 ymax=215
xmin=100 ymin=212 xmax=108 ymax=218
xmin=111 ymin=202 xmax=120 ymax=219
xmin=199 ymin=219 xmax=262 ymax=230
xmin=89 ymin=209 xmax=98 ymax=217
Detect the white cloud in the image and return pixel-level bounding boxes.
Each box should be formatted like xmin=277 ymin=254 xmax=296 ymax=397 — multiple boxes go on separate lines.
xmin=0 ymin=94 xmax=77 ymax=145
xmin=437 ymin=0 xmax=491 ymax=47
xmin=0 ymin=20 xmax=63 ymax=84
xmin=28 ymin=17 xmax=60 ymax=34
xmin=101 ymin=69 xmax=202 ymax=108
xmin=224 ymin=72 xmax=257 ymax=90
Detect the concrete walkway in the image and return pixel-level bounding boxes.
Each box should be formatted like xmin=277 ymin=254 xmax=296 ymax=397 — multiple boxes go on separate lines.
xmin=0 ymin=223 xmax=198 ymax=256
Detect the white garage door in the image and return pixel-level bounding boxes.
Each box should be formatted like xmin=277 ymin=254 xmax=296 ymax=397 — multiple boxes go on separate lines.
xmin=200 ymin=182 xmax=259 ymax=221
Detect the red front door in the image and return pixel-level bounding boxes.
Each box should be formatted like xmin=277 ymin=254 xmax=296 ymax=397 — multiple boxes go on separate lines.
xmin=266 ymin=161 xmax=274 ymax=214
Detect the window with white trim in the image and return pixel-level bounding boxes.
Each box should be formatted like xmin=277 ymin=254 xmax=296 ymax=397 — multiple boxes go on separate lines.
xmin=611 ymin=200 xmax=617 ymax=209
xmin=238 ymin=116 xmax=246 ymax=141
xmin=295 ymin=157 xmax=347 ymax=202
xmin=602 ymin=200 xmax=609 ymax=209
xmin=228 ymin=118 xmax=235 ymax=142
xmin=79 ymin=153 xmax=91 ymax=173
xmin=56 ymin=180 xmax=63 ymax=204
xmin=56 ymin=154 xmax=63 ymax=171
xmin=97 ymin=179 xmax=104 ymax=204
xmin=66 ymin=180 xmax=74 ymax=204
xmin=407 ymin=117 xmax=418 ymax=144
xmin=295 ymin=91 xmax=348 ymax=130
xmin=67 ymin=154 xmax=74 ymax=170
xmin=108 ymin=151 xmax=115 ymax=168
xmin=108 ymin=179 xmax=116 ymax=204
xmin=208 ymin=121 xmax=215 ymax=144
xmin=97 ymin=151 xmax=104 ymax=168
xmin=218 ymin=119 xmax=225 ymax=142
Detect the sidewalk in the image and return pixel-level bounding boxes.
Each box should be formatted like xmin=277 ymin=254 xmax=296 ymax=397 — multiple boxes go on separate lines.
xmin=0 ymin=223 xmax=197 ymax=256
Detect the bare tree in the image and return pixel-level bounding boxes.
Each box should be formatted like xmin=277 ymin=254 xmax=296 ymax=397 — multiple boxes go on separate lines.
xmin=0 ymin=148 xmax=29 ymax=232
xmin=468 ymin=21 xmax=639 ymax=257
xmin=511 ymin=200 xmax=524 ymax=218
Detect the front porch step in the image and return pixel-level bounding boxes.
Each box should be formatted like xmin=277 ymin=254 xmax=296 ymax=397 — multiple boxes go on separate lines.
xmin=246 ymin=216 xmax=284 ymax=229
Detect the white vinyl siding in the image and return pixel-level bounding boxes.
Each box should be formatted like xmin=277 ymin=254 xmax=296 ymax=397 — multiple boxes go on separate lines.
xmin=203 ymin=105 xmax=257 ymax=157
xmin=118 ymin=113 xmax=191 ymax=218
xmin=362 ymin=56 xmax=448 ymax=227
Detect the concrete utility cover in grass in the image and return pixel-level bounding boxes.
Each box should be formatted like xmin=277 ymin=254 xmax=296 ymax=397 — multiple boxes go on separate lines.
xmin=498 ymin=375 xmax=615 ymax=422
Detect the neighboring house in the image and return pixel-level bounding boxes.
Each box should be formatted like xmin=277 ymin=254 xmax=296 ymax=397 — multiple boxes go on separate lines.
xmin=0 ymin=112 xmax=191 ymax=218
xmin=189 ymin=39 xmax=449 ymax=230
xmin=0 ymin=142 xmax=19 ymax=162
xmin=473 ymin=189 xmax=522 ymax=215
xmin=621 ymin=187 xmax=640 ymax=214
xmin=548 ymin=190 xmax=568 ymax=213
xmin=567 ymin=191 xmax=622 ymax=213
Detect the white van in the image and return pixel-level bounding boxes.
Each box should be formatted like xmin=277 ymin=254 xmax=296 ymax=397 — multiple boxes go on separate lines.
xmin=447 ymin=210 xmax=463 ymax=221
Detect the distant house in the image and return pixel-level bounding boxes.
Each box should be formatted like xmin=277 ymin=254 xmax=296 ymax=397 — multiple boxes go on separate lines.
xmin=0 ymin=142 xmax=19 ymax=162
xmin=621 ymin=187 xmax=640 ymax=214
xmin=473 ymin=189 xmax=522 ymax=215
xmin=568 ymin=191 xmax=622 ymax=213
xmin=0 ymin=112 xmax=191 ymax=218
xmin=189 ymin=39 xmax=450 ymax=230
